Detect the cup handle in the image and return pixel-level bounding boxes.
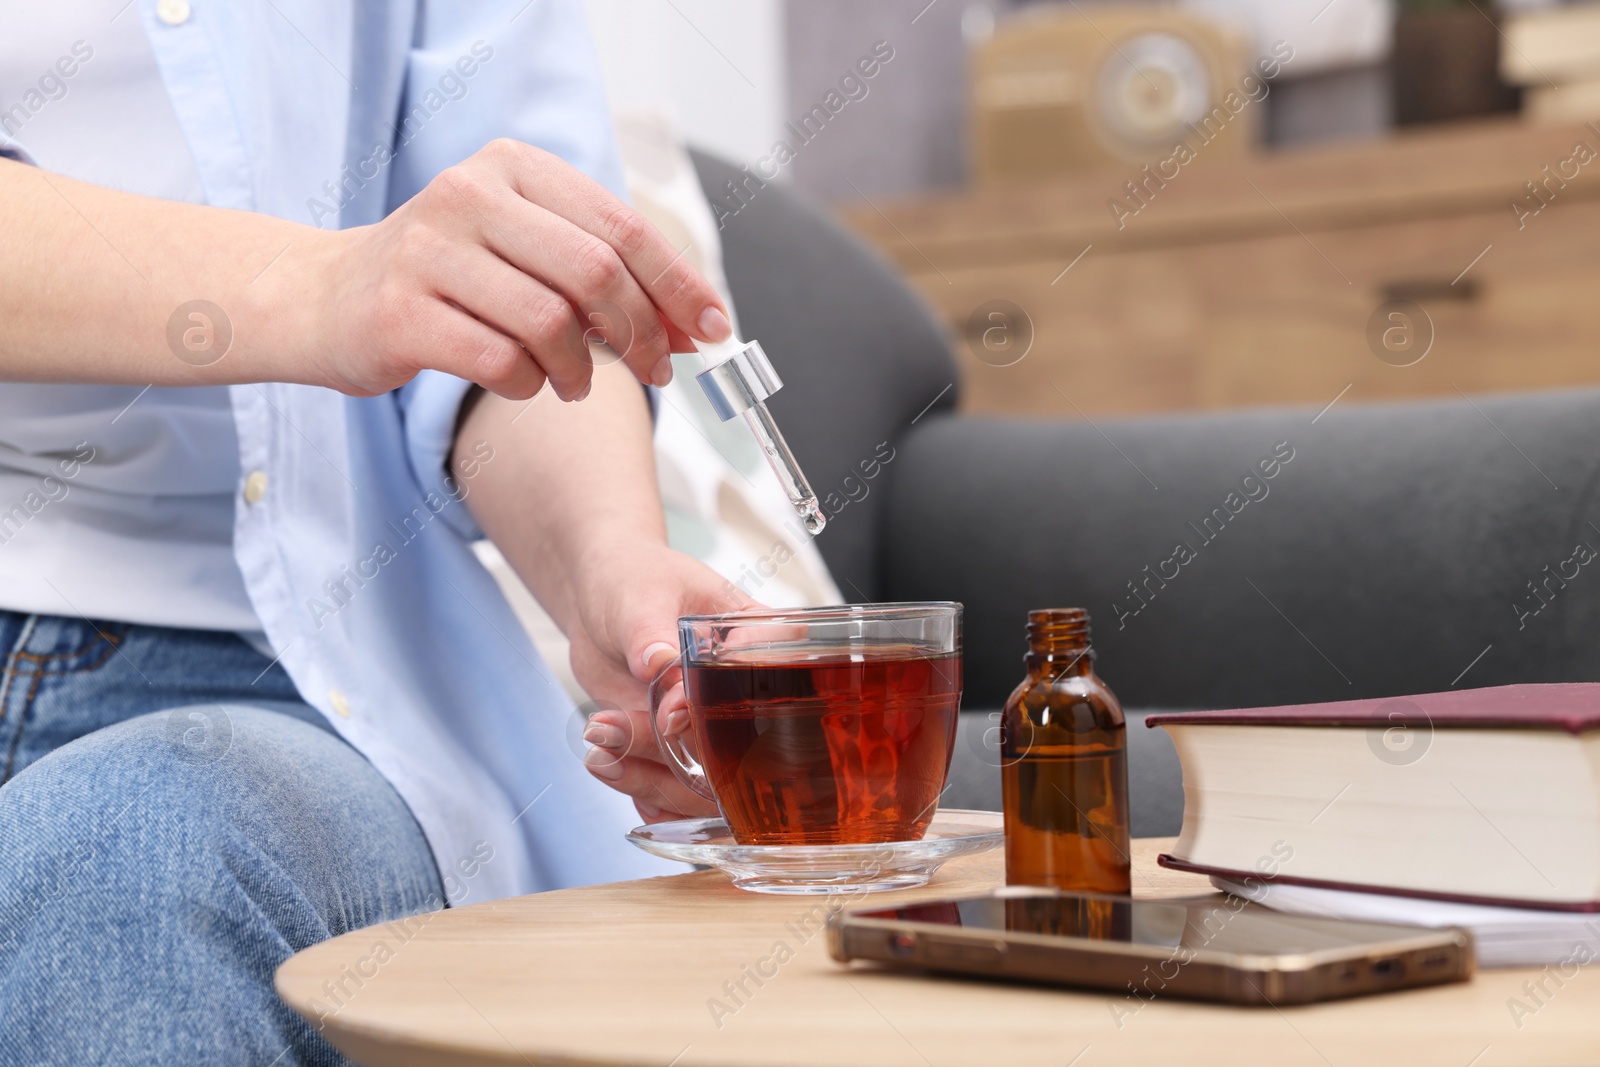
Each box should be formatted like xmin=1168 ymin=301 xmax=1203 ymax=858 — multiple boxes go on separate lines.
xmin=648 ymin=657 xmax=716 ymax=803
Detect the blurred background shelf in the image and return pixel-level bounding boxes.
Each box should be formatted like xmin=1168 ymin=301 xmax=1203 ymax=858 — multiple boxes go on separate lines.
xmin=579 ymin=0 xmax=1600 ymax=418
xmin=841 ymin=118 xmax=1600 ymax=417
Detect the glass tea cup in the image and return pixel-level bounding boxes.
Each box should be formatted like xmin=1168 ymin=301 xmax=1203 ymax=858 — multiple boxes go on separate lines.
xmin=648 ymin=602 xmax=963 ymax=846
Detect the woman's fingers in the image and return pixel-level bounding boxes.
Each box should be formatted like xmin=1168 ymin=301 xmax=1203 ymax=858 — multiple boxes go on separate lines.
xmin=580 ymin=702 xmax=709 ymax=819
xmin=434 ymin=244 xmax=595 ymax=401
xmin=479 ymin=198 xmax=673 ymax=386
xmin=582 ymin=707 xmax=667 ymax=761
xmin=488 ymin=141 xmax=732 ymax=359
xmin=661 ymin=316 xmax=698 ymax=357
xmin=405 ymin=298 xmax=548 ymax=401
xmin=582 ymin=747 xmax=717 ymax=819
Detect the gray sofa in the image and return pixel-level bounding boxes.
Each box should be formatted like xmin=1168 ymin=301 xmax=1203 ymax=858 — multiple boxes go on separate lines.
xmin=694 ymin=152 xmax=1600 ymax=837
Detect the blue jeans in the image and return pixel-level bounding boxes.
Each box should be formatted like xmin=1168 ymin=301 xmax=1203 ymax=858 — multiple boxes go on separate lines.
xmin=0 ymin=612 xmax=445 ymax=1066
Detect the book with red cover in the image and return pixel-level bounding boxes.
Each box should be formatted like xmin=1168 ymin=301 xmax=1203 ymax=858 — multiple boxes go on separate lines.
xmin=1145 ymin=682 xmax=1600 ymax=735
xmin=1147 ymin=683 xmax=1600 ymax=911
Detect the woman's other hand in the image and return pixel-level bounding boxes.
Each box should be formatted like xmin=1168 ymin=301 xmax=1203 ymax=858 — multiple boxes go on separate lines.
xmin=569 ymin=542 xmax=757 ymax=823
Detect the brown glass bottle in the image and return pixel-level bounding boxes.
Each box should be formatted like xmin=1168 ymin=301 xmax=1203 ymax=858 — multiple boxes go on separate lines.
xmin=1001 ymin=608 xmax=1131 ymax=894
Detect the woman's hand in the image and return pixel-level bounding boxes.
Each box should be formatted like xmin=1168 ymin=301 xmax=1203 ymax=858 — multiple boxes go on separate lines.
xmin=0 ymin=146 xmax=729 ymax=393
xmin=320 ymin=138 xmax=730 ymax=400
xmin=454 ymin=361 xmax=752 ymax=825
xmin=567 ymin=541 xmax=758 ymax=822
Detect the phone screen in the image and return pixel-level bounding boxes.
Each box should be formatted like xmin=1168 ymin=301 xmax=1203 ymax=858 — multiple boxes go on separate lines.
xmin=851 ymin=894 xmax=1433 ymax=956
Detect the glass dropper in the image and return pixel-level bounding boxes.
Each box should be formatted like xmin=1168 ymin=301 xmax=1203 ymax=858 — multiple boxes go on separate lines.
xmin=694 ymin=336 xmax=827 ymax=537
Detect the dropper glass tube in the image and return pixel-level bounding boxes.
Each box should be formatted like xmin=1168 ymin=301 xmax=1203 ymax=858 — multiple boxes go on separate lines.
xmin=742 ymin=401 xmax=826 ymax=536
xmin=694 ymin=336 xmax=827 ymax=537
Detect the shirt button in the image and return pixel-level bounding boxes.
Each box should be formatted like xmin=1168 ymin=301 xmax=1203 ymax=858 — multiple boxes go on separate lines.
xmin=156 ymin=0 xmax=191 ymax=25
xmin=243 ymin=470 xmax=268 ymax=504
xmin=328 ymin=689 xmax=352 ymax=718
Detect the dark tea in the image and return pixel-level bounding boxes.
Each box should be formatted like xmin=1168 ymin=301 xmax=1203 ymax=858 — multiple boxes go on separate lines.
xmin=684 ymin=644 xmax=961 ymax=846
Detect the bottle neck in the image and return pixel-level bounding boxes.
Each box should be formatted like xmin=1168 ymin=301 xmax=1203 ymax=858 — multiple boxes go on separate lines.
xmin=1024 ymin=608 xmax=1095 ymax=676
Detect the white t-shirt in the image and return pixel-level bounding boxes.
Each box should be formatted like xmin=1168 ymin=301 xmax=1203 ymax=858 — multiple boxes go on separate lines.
xmin=0 ymin=8 xmax=260 ymax=632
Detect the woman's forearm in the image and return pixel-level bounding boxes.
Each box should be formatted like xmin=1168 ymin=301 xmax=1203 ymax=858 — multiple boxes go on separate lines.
xmin=454 ymin=358 xmax=754 ymax=755
xmin=455 ymin=361 xmax=667 ymax=635
xmin=0 ymin=158 xmax=327 ymax=386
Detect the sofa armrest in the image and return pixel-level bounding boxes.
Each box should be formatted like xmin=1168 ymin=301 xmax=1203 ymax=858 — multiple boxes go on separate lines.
xmin=882 ymin=387 xmax=1600 ymax=709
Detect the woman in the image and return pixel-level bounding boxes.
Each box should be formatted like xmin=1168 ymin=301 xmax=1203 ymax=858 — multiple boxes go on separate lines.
xmin=0 ymin=2 xmax=719 ymax=1062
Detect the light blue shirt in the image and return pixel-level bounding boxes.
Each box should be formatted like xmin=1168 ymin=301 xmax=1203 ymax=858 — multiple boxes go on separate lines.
xmin=2 ymin=0 xmax=675 ymax=898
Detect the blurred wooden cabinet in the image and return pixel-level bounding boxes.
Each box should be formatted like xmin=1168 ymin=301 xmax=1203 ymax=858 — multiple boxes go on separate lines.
xmin=841 ymin=119 xmax=1600 ymax=417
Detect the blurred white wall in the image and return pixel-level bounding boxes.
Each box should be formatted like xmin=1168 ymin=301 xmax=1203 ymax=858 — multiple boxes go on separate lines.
xmin=583 ymin=0 xmax=786 ymax=169
xmin=1181 ymin=0 xmax=1391 ymax=76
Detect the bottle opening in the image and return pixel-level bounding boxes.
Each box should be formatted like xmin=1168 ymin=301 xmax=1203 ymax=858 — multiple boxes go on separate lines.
xmin=1026 ymin=607 xmax=1092 ymax=657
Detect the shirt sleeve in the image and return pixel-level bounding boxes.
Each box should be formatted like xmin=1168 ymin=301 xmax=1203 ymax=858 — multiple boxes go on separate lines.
xmin=391 ymin=0 xmax=631 ymax=541
xmin=396 ymin=372 xmax=659 ymax=545
xmin=396 ymin=371 xmax=483 ymax=541
xmin=386 ymin=0 xmax=627 ymax=208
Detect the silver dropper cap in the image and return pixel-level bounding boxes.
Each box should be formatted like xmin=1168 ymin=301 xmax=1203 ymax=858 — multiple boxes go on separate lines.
xmin=694 ymin=336 xmax=827 ymax=536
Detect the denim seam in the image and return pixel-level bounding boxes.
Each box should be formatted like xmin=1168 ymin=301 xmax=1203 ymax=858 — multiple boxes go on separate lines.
xmin=11 ymin=631 xmax=126 ymax=672
xmin=0 ymin=614 xmax=39 ymax=787
xmin=1 ymin=631 xmax=125 ymax=784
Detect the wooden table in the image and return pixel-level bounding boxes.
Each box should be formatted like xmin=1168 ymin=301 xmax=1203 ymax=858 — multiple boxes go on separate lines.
xmin=277 ymin=838 xmax=1599 ymax=1066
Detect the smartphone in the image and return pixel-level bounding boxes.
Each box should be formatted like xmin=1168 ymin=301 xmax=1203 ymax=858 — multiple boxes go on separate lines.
xmin=827 ymin=887 xmax=1474 ymax=1005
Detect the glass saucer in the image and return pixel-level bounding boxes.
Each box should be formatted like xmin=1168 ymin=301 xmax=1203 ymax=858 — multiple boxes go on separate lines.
xmin=626 ymin=808 xmax=1003 ymax=895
